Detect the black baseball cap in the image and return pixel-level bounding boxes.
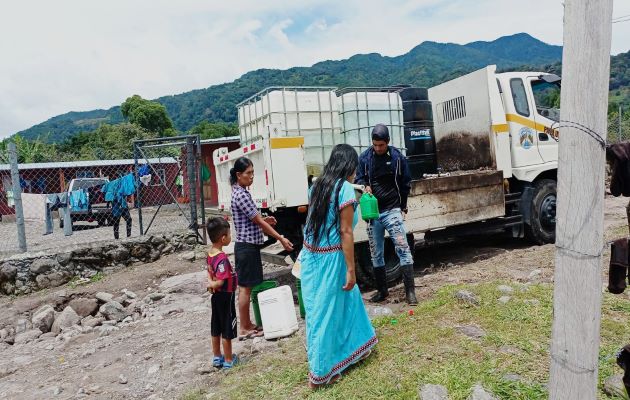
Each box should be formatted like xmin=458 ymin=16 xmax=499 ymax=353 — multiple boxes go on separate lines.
xmin=371 ymin=124 xmax=390 ymax=142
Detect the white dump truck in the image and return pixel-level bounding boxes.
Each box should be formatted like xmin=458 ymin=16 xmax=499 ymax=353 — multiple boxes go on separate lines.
xmin=213 ymin=65 xmax=561 ymax=286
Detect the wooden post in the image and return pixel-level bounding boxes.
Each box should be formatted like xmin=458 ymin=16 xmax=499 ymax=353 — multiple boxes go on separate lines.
xmin=549 ymin=0 xmax=613 ymax=398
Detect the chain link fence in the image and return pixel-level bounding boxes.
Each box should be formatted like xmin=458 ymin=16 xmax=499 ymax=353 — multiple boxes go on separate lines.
xmin=0 ymin=135 xmax=209 ymax=257
xmin=607 ymin=104 xmax=630 ymax=143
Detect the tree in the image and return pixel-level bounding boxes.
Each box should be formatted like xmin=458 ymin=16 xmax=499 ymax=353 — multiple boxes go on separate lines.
xmin=121 ymin=95 xmax=174 ymax=134
xmin=188 ymin=121 xmax=239 ymax=140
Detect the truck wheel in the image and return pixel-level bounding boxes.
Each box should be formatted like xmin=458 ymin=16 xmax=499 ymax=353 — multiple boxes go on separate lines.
xmin=355 ymin=234 xmax=412 ymax=289
xmin=525 ymin=179 xmax=556 ymax=245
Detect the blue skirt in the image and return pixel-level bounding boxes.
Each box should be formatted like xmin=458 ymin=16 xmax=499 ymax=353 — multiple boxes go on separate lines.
xmin=301 ymin=245 xmax=377 ymax=384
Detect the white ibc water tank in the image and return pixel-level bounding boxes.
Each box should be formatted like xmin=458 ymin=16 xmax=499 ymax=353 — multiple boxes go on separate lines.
xmin=258 ymin=285 xmax=299 ymax=340
xmin=338 ymin=90 xmax=406 ymax=156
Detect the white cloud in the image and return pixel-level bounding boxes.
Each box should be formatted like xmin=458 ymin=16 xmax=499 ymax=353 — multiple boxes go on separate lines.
xmin=0 ymin=0 xmax=628 ymax=138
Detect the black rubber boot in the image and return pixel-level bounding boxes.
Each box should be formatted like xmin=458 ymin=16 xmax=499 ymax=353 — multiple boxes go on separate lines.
xmin=370 ymin=267 xmax=389 ymax=302
xmin=401 ymin=264 xmax=418 ymax=305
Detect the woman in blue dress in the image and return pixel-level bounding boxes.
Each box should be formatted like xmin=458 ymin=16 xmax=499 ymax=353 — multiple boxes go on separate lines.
xmin=301 ymin=144 xmax=377 ymax=388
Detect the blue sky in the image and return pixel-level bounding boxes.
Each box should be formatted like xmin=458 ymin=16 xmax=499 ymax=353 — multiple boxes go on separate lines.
xmin=0 ymin=0 xmax=629 ymax=138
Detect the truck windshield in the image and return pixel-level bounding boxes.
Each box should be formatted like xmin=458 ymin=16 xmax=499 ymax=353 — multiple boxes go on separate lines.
xmin=531 ymin=80 xmax=560 ymax=122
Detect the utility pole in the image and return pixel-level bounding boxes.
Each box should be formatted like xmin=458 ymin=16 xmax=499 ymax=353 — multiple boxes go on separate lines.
xmin=8 ymin=142 xmax=27 ymax=252
xmin=549 ymin=0 xmax=613 ymax=398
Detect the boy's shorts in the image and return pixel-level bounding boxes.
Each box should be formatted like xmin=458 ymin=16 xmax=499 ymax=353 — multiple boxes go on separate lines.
xmin=211 ymin=291 xmax=237 ymax=340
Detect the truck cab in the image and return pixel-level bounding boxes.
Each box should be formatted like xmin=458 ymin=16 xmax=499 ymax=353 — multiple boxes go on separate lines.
xmin=61 ymin=177 xmax=112 ymax=228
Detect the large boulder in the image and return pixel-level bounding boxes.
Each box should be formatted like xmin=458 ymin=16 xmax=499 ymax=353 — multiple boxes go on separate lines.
xmin=30 ymin=258 xmax=61 ymax=275
xmin=159 ymin=271 xmax=207 ymax=295
xmin=95 ymin=292 xmax=114 ymax=303
xmin=0 ymin=264 xmax=17 ymax=282
xmin=99 ymin=301 xmax=130 ymax=322
xmin=66 ymin=298 xmax=99 ymax=318
xmin=32 ymin=304 xmax=56 ymax=333
xmin=51 ymin=306 xmax=81 ymax=335
xmin=36 ymin=272 xmax=71 ymax=289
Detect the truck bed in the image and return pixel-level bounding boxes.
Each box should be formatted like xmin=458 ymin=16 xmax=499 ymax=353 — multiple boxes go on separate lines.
xmin=354 ymin=170 xmax=505 ymax=242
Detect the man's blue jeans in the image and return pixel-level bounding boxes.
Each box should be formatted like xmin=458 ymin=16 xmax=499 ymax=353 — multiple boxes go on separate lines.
xmin=367 ymin=208 xmax=413 ymax=268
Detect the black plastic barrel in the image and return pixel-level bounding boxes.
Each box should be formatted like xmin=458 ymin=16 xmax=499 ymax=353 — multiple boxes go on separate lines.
xmin=398 ymin=87 xmax=437 ymax=179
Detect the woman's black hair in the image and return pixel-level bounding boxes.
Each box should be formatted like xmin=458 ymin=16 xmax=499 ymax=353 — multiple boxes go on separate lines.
xmin=304 ymin=144 xmax=358 ymax=246
xmin=230 ymin=157 xmax=253 ymax=185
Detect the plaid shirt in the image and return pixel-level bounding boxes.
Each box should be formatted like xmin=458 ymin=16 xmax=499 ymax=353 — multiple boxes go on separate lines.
xmin=231 ymin=184 xmax=264 ymax=244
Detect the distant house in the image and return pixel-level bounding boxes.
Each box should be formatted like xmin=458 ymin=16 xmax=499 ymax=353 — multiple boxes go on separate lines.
xmin=0 ymin=158 xmax=179 ymax=216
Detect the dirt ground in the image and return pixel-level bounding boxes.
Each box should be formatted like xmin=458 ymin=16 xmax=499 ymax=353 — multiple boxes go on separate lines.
xmin=0 ymin=195 xmax=628 ymax=400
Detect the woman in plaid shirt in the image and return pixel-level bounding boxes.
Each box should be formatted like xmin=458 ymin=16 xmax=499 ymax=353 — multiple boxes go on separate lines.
xmin=230 ymin=157 xmax=293 ymax=339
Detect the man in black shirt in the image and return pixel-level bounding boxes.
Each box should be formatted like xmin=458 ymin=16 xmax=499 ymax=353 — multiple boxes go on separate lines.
xmin=355 ymin=124 xmax=417 ymax=305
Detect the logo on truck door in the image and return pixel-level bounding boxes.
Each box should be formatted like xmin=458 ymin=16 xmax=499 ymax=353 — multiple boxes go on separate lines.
xmin=519 ymin=127 xmax=534 ymax=149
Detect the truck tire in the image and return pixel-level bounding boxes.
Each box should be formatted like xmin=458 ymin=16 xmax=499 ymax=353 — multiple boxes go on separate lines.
xmin=524 ymin=179 xmax=556 ymax=245
xmin=355 ymin=234 xmax=413 ymax=289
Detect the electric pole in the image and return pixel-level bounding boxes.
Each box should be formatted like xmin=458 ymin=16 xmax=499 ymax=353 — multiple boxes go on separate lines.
xmin=549 ymin=0 xmax=613 ymax=398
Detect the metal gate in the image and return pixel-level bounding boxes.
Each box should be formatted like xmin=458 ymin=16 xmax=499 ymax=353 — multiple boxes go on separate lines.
xmin=133 ymin=135 xmax=207 ymax=244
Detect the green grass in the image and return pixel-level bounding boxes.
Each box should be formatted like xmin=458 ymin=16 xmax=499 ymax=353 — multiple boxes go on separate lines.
xmin=189 ymin=282 xmax=630 ymax=400
xmin=68 ymin=272 xmax=105 ymax=289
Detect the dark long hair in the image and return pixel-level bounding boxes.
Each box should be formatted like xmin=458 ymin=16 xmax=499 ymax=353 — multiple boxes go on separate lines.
xmin=230 ymin=157 xmax=253 ymax=185
xmin=304 ymin=144 xmax=359 ymax=246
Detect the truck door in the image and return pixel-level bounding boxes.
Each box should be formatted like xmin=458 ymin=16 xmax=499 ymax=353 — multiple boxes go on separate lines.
xmin=528 ymin=77 xmax=560 ymax=164
xmin=507 ymin=77 xmax=544 ymax=168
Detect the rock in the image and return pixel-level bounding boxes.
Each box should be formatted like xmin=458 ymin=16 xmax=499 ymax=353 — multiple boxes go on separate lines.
xmin=30 ymin=258 xmax=60 ymax=275
xmin=106 ymin=247 xmax=130 ymax=262
xmin=102 ymin=320 xmax=118 ymax=326
xmin=41 ymin=332 xmax=57 ymax=339
xmin=35 ymin=272 xmax=71 ymax=289
xmin=52 ymin=386 xmax=62 ymax=395
xmin=131 ymin=245 xmax=150 ymax=258
xmin=197 ymin=365 xmax=213 ymax=375
xmin=67 ymin=298 xmax=99 ymax=318
xmin=96 ymin=325 xmax=119 ymax=337
xmin=51 ymin=306 xmax=81 ymax=335
xmin=419 ymin=384 xmax=448 ymax=400
xmin=45 ymin=344 xmax=54 ymax=350
xmin=148 ymin=292 xmax=166 ymax=302
xmin=123 ymin=289 xmax=137 ymax=299
xmin=0 ymin=264 xmax=17 ymax=282
xmin=180 ymin=251 xmax=196 ymax=262
xmin=502 ymin=374 xmax=522 ymax=382
xmin=159 ymin=271 xmax=207 ymax=295
xmin=122 ymin=316 xmax=133 ymax=323
xmin=467 ymin=384 xmax=498 ymax=400
xmin=81 ymin=348 xmax=96 ymax=358
xmin=147 ymin=364 xmax=161 ymax=375
xmin=14 ymin=329 xmax=43 ymax=344
xmin=81 ymin=316 xmax=104 ymax=328
xmin=161 ymin=244 xmax=173 ymax=254
xmin=32 ymin=304 xmax=56 ymax=333
xmin=113 ymin=296 xmax=131 ymax=307
xmin=99 ymin=301 xmax=130 ymax=322
xmin=0 ymin=366 xmax=18 ymax=379
xmin=15 ymin=318 xmax=31 ymax=334
xmin=456 ymin=325 xmax=486 ymax=339
xmin=497 ymin=285 xmax=514 ymax=294
xmin=454 ymin=290 xmax=480 ymax=306
xmin=95 ymin=292 xmax=114 ymax=303
xmin=119 ymin=374 xmax=128 ymax=384
xmin=498 ymin=296 xmax=511 ymax=304
xmin=603 ymin=374 xmax=627 ymax=397
xmin=524 ymin=299 xmax=540 ymax=306
xmin=528 ymin=269 xmax=542 ymax=281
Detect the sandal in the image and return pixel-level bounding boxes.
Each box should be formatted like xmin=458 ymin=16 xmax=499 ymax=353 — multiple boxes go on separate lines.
xmin=358 ymin=349 xmax=372 ymax=362
xmin=212 ymin=355 xmax=224 ymax=368
xmin=308 ymin=373 xmax=341 ymax=389
xmin=223 ymin=354 xmax=239 ymax=370
xmin=238 ymin=329 xmax=263 ymax=341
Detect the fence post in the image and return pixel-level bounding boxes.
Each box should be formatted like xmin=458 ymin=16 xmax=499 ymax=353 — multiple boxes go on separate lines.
xmin=133 ymin=142 xmax=144 ymax=235
xmin=8 ymin=142 xmax=27 ymax=253
xmin=196 ymin=135 xmax=208 ymax=245
xmin=186 ymin=137 xmax=198 ymax=230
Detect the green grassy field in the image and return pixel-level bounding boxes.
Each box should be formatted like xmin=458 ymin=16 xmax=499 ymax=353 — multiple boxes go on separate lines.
xmin=183 ymin=282 xmax=630 ymax=399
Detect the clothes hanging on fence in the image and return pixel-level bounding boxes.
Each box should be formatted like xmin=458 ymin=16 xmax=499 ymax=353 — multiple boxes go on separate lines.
xmin=102 ymin=174 xmax=136 ymax=239
xmin=68 ymin=189 xmax=88 ymax=212
xmin=43 ymin=192 xmax=73 ymax=236
xmin=608 ymin=238 xmax=629 ymax=294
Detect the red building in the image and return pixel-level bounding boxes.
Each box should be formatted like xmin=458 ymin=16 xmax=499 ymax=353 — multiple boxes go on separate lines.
xmin=0 ymin=158 xmax=180 ymax=216
xmin=182 ymin=136 xmax=240 ymax=207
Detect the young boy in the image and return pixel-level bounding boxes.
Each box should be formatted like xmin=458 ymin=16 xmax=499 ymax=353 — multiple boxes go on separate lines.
xmin=206 ymin=217 xmax=239 ymax=369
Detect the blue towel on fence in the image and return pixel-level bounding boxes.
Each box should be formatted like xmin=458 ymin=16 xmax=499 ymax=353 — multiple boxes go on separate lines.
xmin=69 ymin=189 xmax=88 ymax=211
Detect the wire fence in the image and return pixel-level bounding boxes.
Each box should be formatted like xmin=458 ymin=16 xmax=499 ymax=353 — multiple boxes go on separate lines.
xmin=0 ymin=136 xmax=211 ymax=258
xmin=607 ymin=105 xmax=630 ymax=143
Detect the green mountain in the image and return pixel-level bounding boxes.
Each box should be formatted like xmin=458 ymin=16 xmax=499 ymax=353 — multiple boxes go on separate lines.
xmin=13 ymin=33 xmax=597 ymax=143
